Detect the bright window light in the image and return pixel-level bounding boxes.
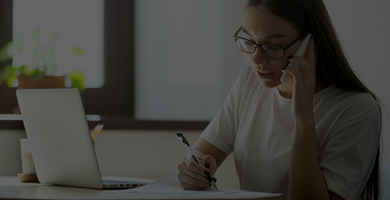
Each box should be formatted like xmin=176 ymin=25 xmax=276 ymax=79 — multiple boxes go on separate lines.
xmin=13 ymin=0 xmax=104 ymax=88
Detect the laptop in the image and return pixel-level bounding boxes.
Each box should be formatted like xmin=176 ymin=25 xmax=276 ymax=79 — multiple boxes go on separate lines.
xmin=16 ymin=88 xmax=149 ymax=189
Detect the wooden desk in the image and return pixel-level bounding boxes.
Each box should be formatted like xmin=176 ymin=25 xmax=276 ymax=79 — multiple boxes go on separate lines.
xmin=0 ymin=176 xmax=283 ymax=200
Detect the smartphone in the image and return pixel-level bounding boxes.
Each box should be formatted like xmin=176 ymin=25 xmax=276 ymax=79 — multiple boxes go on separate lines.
xmin=280 ymin=33 xmax=313 ymax=89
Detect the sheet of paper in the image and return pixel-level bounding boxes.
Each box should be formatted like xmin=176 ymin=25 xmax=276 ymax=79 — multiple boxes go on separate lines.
xmin=0 ymin=175 xmax=282 ymax=199
xmin=118 ymin=170 xmax=283 ymax=199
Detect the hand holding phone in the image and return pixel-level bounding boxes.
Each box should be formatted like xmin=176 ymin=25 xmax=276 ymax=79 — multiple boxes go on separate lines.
xmin=280 ymin=33 xmax=313 ymax=89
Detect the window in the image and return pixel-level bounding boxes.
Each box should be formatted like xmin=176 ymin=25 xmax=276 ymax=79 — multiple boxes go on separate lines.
xmin=13 ymin=0 xmax=105 ymax=88
xmin=0 ymin=0 xmax=245 ymax=130
xmin=0 ymin=0 xmax=135 ymax=116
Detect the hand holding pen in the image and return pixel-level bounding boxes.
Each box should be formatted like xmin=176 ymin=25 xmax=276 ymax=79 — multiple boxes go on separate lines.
xmin=176 ymin=132 xmax=218 ymax=190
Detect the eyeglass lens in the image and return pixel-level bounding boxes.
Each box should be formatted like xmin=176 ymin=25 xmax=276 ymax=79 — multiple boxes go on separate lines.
xmin=235 ymin=38 xmax=283 ymax=58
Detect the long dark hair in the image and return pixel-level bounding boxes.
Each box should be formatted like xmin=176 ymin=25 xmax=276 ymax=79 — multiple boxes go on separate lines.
xmin=244 ymin=0 xmax=382 ymax=199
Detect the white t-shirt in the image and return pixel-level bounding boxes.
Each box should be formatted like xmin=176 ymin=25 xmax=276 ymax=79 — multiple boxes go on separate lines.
xmin=200 ymin=63 xmax=381 ymax=200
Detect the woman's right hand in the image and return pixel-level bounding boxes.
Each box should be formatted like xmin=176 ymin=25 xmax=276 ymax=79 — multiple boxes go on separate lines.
xmin=177 ymin=154 xmax=217 ymax=190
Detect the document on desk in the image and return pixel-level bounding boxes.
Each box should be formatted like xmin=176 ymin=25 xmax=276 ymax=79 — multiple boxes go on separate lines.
xmin=0 ymin=174 xmax=282 ymax=199
xmin=119 ymin=170 xmax=282 ymax=199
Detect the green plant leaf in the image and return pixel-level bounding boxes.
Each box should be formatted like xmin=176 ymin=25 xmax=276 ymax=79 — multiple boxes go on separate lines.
xmin=52 ymin=33 xmax=60 ymax=40
xmin=70 ymin=47 xmax=84 ymax=55
xmin=32 ymin=26 xmax=40 ymax=39
xmin=19 ymin=37 xmax=25 ymax=51
xmin=29 ymin=68 xmax=45 ymax=80
xmin=0 ymin=65 xmax=11 ymax=85
xmin=0 ymin=42 xmax=12 ymax=62
xmin=7 ymin=67 xmax=16 ymax=87
xmin=17 ymin=65 xmax=32 ymax=75
xmin=70 ymin=70 xmax=86 ymax=92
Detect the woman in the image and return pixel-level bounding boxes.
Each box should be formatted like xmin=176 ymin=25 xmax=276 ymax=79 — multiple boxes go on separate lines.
xmin=177 ymin=0 xmax=382 ymax=199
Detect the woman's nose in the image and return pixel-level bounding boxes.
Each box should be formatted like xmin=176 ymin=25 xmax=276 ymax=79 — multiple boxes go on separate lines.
xmin=250 ymin=48 xmax=269 ymax=65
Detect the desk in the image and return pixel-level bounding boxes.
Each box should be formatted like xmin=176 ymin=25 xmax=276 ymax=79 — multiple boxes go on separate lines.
xmin=0 ymin=176 xmax=283 ymax=200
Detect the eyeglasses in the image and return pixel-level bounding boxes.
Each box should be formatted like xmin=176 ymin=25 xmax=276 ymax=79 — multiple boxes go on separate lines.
xmin=233 ymin=26 xmax=303 ymax=59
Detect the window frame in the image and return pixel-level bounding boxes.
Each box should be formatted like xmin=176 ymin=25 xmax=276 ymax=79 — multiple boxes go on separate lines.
xmin=0 ymin=0 xmax=209 ymax=130
xmin=81 ymin=0 xmax=135 ymax=116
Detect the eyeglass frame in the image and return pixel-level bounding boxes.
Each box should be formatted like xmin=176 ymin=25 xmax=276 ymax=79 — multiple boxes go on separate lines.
xmin=233 ymin=25 xmax=304 ymax=59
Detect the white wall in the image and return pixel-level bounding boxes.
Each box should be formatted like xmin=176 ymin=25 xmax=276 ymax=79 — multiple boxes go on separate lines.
xmin=134 ymin=0 xmax=246 ymax=121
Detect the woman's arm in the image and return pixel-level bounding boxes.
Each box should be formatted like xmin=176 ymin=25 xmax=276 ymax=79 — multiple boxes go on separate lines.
xmin=290 ymin=119 xmax=344 ymax=199
xmin=290 ymin=117 xmax=345 ymax=200
xmin=177 ymin=138 xmax=228 ymax=190
xmin=289 ymin=118 xmax=331 ymax=199
xmin=283 ymin=38 xmax=343 ymax=200
xmin=192 ymin=138 xmax=228 ymax=168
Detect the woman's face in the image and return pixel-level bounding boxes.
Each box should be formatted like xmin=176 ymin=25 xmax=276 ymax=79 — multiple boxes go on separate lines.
xmin=242 ymin=7 xmax=302 ymax=89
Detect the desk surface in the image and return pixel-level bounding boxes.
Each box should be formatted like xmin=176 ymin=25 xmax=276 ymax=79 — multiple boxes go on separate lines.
xmin=0 ymin=176 xmax=283 ymax=200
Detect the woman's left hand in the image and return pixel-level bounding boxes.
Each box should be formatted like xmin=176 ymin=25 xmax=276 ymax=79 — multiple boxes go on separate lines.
xmin=282 ymin=38 xmax=317 ymax=120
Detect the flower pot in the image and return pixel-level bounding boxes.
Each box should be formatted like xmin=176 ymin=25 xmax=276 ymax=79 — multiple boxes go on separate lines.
xmin=17 ymin=74 xmax=66 ymax=89
xmin=13 ymin=74 xmax=66 ymax=114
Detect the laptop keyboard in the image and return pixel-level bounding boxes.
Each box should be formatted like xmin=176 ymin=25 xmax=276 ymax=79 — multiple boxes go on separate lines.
xmin=102 ymin=179 xmax=148 ymax=189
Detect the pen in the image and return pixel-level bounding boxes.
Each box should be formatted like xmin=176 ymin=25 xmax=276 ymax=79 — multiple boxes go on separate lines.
xmin=91 ymin=123 xmax=104 ymax=140
xmin=176 ymin=132 xmax=218 ymax=190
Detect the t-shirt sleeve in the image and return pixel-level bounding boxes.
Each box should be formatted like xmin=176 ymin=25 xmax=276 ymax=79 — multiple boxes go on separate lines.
xmin=319 ymin=94 xmax=381 ymax=199
xmin=200 ymin=63 xmax=250 ymax=155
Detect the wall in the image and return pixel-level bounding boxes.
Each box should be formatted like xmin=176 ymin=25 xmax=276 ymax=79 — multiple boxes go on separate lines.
xmin=134 ymin=0 xmax=246 ymax=121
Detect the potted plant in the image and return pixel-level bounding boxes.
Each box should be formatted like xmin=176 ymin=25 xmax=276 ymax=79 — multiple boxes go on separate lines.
xmin=0 ymin=26 xmax=86 ymax=92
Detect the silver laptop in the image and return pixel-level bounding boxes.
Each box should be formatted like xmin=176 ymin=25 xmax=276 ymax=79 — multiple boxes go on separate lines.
xmin=16 ymin=88 xmax=149 ymax=189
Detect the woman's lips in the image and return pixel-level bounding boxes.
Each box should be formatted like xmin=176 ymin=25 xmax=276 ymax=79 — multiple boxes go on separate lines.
xmin=257 ymin=71 xmax=274 ymax=79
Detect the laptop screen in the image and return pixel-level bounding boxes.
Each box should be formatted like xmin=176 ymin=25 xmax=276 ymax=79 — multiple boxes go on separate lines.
xmin=17 ymin=89 xmax=103 ymax=189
